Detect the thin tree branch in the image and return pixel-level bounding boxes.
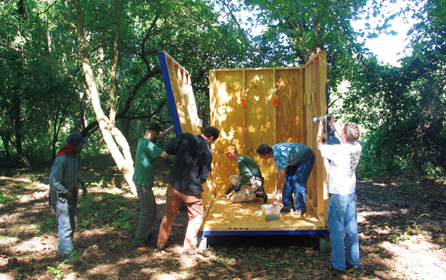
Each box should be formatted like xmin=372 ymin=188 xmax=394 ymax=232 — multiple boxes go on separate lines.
xmin=219 ymin=0 xmax=288 ymax=67
xmin=109 ymin=0 xmax=120 ymax=124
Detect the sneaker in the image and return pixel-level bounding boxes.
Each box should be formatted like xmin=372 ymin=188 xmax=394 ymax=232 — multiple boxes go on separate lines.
xmin=132 ymin=242 xmax=150 ymax=252
xmin=329 ymin=264 xmax=346 ymax=275
xmin=135 ymin=247 xmax=149 ymax=252
xmin=294 ymin=209 xmax=302 ymax=215
xmin=346 ymin=264 xmax=359 ymax=272
xmin=183 ymin=250 xmax=196 ymax=256
xmin=197 ymin=249 xmax=208 ymax=257
xmin=280 ymin=207 xmax=291 ymax=213
xmin=156 ymin=244 xmax=166 ymax=251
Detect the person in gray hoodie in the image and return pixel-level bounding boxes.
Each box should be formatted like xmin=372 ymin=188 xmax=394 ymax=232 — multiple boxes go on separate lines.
xmin=49 ymin=132 xmax=89 ymax=259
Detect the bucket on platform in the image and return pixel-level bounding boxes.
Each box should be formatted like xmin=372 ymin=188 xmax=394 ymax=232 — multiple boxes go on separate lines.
xmin=261 ymin=204 xmax=281 ymax=221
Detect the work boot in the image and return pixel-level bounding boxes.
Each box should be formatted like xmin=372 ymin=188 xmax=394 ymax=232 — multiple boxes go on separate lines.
xmin=225 ymin=186 xmax=235 ymax=195
xmin=256 ymin=191 xmax=268 ymax=203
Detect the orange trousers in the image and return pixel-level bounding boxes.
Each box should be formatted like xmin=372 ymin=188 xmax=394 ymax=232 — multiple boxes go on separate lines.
xmin=157 ymin=185 xmax=204 ymax=253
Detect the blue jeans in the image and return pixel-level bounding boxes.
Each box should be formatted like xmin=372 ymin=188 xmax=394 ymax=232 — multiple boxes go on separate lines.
xmin=328 ymin=193 xmax=360 ymax=270
xmin=52 ymin=196 xmax=77 ymax=259
xmin=282 ymin=150 xmax=315 ymax=211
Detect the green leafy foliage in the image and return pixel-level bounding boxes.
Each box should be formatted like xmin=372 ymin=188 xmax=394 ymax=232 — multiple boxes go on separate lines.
xmin=39 ymin=216 xmax=57 ymax=235
xmin=78 ymin=192 xmax=137 ymax=230
xmin=47 ymin=259 xmax=69 ymax=280
xmin=0 ymin=192 xmax=19 ymax=203
xmin=0 ymin=0 xmax=444 ymax=178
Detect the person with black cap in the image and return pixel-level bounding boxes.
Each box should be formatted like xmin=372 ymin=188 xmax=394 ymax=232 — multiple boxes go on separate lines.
xmin=49 ymin=132 xmax=90 ymax=259
xmin=132 ymin=122 xmax=169 ymax=251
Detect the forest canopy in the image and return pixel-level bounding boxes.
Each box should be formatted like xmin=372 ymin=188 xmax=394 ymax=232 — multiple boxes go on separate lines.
xmin=0 ymin=0 xmax=444 ymax=179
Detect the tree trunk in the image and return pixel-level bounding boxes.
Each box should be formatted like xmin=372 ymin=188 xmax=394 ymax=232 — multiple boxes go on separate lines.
xmin=71 ymin=0 xmax=136 ymax=195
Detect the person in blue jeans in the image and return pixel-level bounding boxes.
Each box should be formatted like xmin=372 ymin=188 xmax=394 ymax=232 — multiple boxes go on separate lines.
xmin=317 ymin=117 xmax=362 ymax=272
xmin=49 ymin=132 xmax=89 ymax=259
xmin=256 ymin=142 xmax=314 ymax=215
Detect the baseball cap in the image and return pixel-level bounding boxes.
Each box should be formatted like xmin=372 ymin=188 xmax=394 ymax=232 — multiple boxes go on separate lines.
xmin=67 ymin=132 xmax=90 ymax=145
xmin=146 ymin=122 xmax=161 ymax=133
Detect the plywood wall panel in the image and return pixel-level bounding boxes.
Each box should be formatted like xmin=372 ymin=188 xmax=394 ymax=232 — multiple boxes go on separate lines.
xmin=275 ymin=69 xmax=304 ymax=144
xmin=244 ymin=69 xmax=277 ymax=193
xmin=210 ymin=70 xmax=246 ymax=193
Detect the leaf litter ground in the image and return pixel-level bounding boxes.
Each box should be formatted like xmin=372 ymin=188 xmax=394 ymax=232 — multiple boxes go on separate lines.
xmin=0 ymin=157 xmax=445 ymax=279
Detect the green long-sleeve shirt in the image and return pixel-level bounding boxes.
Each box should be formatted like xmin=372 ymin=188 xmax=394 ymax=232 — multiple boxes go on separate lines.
xmin=237 ymin=155 xmax=262 ymax=186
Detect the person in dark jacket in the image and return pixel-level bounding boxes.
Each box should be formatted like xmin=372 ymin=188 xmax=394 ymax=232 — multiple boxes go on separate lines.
xmin=157 ymin=126 xmax=219 ymax=256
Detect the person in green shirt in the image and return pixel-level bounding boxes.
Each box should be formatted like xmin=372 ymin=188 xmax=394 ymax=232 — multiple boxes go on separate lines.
xmin=224 ymin=145 xmax=268 ymax=203
xmin=132 ymin=122 xmax=169 ymax=250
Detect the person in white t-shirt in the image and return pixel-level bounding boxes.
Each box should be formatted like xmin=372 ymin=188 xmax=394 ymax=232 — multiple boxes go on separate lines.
xmin=316 ymin=117 xmax=362 ymax=273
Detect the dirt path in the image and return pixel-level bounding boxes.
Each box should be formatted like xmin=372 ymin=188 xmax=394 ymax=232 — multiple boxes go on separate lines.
xmin=0 ymin=167 xmax=445 ymax=279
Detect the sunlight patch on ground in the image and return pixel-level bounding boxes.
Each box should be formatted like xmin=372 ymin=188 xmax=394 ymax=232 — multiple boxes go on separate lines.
xmin=0 ymin=236 xmax=19 ymax=247
xmin=380 ymin=236 xmax=446 ymax=279
xmin=152 ymin=274 xmax=187 ymax=280
xmin=0 ymin=176 xmax=32 ymax=183
xmin=86 ymin=263 xmax=119 ymax=276
xmin=15 ymin=236 xmax=53 ymax=254
xmin=0 ymin=273 xmax=15 ymax=280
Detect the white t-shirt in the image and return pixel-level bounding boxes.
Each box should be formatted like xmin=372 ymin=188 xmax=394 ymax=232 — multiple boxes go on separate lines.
xmin=319 ymin=142 xmax=362 ymax=194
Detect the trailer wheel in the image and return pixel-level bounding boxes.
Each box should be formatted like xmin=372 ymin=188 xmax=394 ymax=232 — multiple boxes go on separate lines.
xmin=319 ymin=236 xmax=331 ymax=253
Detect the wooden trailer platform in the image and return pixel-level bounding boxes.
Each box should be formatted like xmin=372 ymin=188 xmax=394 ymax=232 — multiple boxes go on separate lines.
xmin=158 ymin=51 xmax=331 ymax=250
xmin=202 ymin=194 xmax=326 ymax=234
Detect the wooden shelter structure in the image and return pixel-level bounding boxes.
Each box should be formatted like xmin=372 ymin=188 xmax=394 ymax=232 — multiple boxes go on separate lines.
xmin=158 ymin=51 xmax=331 ymax=250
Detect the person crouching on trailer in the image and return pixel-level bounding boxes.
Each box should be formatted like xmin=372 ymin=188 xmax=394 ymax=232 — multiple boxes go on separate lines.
xmin=223 ymin=145 xmax=268 ymax=203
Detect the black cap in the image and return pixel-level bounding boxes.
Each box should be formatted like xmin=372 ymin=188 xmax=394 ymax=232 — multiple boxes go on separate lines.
xmin=256 ymin=144 xmax=272 ymax=156
xmin=146 ymin=122 xmax=161 ymax=133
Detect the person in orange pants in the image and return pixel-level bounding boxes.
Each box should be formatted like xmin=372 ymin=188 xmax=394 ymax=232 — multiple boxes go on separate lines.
xmin=157 ymin=127 xmax=219 ymax=256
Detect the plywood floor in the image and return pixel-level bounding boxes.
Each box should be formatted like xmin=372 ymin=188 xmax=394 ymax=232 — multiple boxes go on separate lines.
xmin=202 ymin=194 xmax=326 ymax=233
